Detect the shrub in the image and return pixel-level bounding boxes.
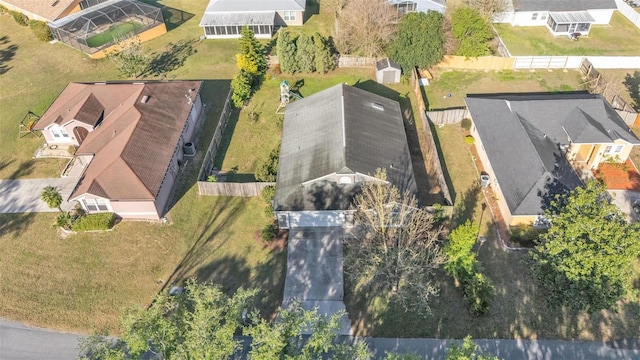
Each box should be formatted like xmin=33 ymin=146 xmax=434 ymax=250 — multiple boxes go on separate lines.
xmin=67 ymin=145 xmax=77 ymax=156
xmin=444 ymin=220 xmax=477 ymax=282
xmin=0 ymin=5 xmax=7 ymax=15
xmin=461 ymin=118 xmax=472 ymax=131
xmin=463 ymin=272 xmax=494 ymax=315
xmin=261 ymin=185 xmax=276 ymax=204
xmin=29 ymin=20 xmax=53 ymax=42
xmin=464 ymin=135 xmax=475 ymax=145
xmin=255 ymin=146 xmax=279 ymax=182
xmin=54 ymin=212 xmax=73 ymax=230
xmin=72 ymin=213 xmax=117 ymax=231
xmin=10 ymin=10 xmax=28 ymax=26
xmin=509 ymin=225 xmax=544 ymax=248
xmin=231 ymin=70 xmax=254 ymax=108
xmin=261 ymin=222 xmax=277 ymax=242
xmin=207 ymin=175 xmax=217 ymax=182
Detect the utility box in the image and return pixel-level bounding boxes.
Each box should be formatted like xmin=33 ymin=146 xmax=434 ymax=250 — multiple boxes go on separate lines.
xmin=480 ymin=174 xmax=491 ymax=188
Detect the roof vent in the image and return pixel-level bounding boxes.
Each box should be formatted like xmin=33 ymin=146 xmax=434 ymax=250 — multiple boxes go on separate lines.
xmin=372 ymin=102 xmax=385 ymax=111
xmin=51 ymin=0 xmax=59 ymax=6
xmin=140 ymin=95 xmax=150 ymax=104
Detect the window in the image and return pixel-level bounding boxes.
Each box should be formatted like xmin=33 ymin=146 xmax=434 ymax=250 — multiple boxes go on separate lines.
xmin=283 ymin=11 xmax=296 ymax=21
xmin=603 ymin=145 xmax=612 ymax=154
xmin=396 ymin=1 xmax=417 ymax=14
xmin=60 ymin=128 xmax=69 ymax=138
xmin=614 ymin=145 xmax=623 ymax=153
xmin=531 ymin=13 xmax=538 ymax=21
xmin=540 ymin=13 xmax=547 ymax=21
xmin=50 ymin=128 xmax=61 ymax=138
xmin=84 ymin=198 xmax=109 ymax=212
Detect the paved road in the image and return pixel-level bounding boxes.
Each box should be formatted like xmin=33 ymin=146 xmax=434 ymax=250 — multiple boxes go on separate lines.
xmin=1 ymin=319 xmax=639 ymax=360
xmin=609 ymin=190 xmax=640 ymax=223
xmin=0 ymin=319 xmax=84 ymax=360
xmin=0 ymin=178 xmax=79 ymax=213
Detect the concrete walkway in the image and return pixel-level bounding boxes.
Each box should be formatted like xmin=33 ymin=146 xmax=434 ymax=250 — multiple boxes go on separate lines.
xmin=282 ymin=226 xmax=351 ymax=335
xmin=0 ymin=178 xmax=79 ymax=213
xmin=0 ymin=319 xmax=84 ymax=360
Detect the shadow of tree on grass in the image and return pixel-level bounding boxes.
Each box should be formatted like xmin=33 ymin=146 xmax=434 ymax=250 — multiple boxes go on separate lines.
xmin=147 ymin=39 xmax=196 ymax=78
xmin=623 ymin=70 xmax=640 ymax=112
xmin=0 ymin=35 xmax=18 ymax=75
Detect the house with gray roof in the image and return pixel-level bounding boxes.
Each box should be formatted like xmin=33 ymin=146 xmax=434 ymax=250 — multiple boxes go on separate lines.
xmin=497 ymin=0 xmax=617 ymax=36
xmin=274 ymin=84 xmax=416 ymax=226
xmin=199 ymin=0 xmax=305 ymax=39
xmin=465 ymin=93 xmax=640 ymax=226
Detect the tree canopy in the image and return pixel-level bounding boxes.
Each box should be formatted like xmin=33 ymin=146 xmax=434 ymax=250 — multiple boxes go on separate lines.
xmin=344 ymin=169 xmax=445 ymax=316
xmin=334 ymin=0 xmax=396 ymax=57
xmin=531 ymin=180 xmax=640 ymax=312
xmin=41 ymin=185 xmax=63 ymax=212
xmin=106 ymin=34 xmax=149 ymax=78
xmin=450 ymin=6 xmax=494 ymax=57
xmin=446 ymin=336 xmax=499 ymax=360
xmin=387 ymin=11 xmax=445 ymax=72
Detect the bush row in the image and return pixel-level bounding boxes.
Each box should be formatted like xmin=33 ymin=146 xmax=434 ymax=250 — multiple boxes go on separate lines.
xmin=72 ymin=213 xmax=117 ymax=231
xmin=2 ymin=7 xmax=53 ymax=42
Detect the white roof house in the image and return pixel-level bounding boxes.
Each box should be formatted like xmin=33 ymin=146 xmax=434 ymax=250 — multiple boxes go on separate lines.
xmin=199 ymin=0 xmax=306 ymax=39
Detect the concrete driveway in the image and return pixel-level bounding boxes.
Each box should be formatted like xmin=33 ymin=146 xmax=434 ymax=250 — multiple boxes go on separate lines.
xmin=609 ymin=190 xmax=640 ymax=222
xmin=0 ymin=178 xmax=79 ymax=213
xmin=282 ymin=226 xmax=351 ymax=335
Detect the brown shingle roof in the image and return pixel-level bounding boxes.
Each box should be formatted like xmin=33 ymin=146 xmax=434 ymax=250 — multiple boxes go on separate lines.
xmin=0 ymin=0 xmax=81 ymax=21
xmin=37 ymin=81 xmax=202 ymax=201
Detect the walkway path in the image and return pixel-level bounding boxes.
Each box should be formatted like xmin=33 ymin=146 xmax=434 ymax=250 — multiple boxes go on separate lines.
xmin=2 ymin=318 xmax=639 ymax=360
xmin=282 ymin=226 xmax=351 ymax=335
xmin=0 ymin=178 xmax=79 ymax=213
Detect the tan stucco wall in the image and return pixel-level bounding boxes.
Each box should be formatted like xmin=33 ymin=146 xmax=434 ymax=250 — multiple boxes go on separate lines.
xmin=509 ymin=215 xmax=538 ymax=227
xmin=90 ymin=23 xmax=167 ymax=59
xmin=109 ymin=200 xmax=160 ymax=219
xmin=275 ymin=10 xmax=304 ymax=26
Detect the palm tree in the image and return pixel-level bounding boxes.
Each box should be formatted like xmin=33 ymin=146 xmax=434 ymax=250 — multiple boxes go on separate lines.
xmin=41 ymin=186 xmax=63 ymax=212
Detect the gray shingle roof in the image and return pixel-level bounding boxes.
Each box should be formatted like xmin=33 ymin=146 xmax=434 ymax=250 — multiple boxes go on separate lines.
xmin=513 ymin=0 xmax=616 ymax=12
xmin=275 ymin=84 xmax=417 ymax=211
xmin=465 ymin=93 xmax=639 ymax=216
xmin=376 ymin=58 xmax=401 ymax=71
xmin=204 ymin=0 xmax=305 ymax=13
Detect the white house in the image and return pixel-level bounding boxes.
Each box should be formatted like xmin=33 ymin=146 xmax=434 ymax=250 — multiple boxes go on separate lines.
xmin=497 ymin=0 xmax=617 ymax=36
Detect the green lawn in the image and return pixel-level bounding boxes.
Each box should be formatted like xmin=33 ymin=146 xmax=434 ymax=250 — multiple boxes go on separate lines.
xmin=423 ymin=69 xmax=585 ymax=110
xmin=346 ymin=124 xmax=640 ymax=341
xmin=495 ymin=11 xmax=640 ymax=56
xmin=85 ymin=21 xmax=145 ymax=48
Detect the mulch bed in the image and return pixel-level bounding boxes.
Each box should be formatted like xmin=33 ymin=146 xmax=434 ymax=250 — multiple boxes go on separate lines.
xmin=254 ymin=228 xmax=288 ymax=252
xmin=593 ymin=159 xmax=640 ymax=191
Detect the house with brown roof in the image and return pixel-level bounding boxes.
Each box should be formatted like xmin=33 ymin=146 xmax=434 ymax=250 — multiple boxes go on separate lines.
xmin=33 ymin=81 xmax=203 ymax=220
xmin=0 ymin=0 xmax=84 ymax=22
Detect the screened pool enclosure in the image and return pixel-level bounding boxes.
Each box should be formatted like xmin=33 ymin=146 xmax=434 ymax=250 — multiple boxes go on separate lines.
xmin=49 ymin=0 xmax=164 ymax=55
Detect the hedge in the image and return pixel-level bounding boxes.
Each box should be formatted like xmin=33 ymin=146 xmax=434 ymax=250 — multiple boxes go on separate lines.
xmin=72 ymin=213 xmax=117 ymax=231
xmin=29 ymin=20 xmax=53 ymax=42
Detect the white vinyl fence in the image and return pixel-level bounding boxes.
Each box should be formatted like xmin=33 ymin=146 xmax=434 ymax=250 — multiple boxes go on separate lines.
xmin=616 ymin=0 xmax=640 ymax=29
xmin=512 ymin=56 xmax=640 ymax=70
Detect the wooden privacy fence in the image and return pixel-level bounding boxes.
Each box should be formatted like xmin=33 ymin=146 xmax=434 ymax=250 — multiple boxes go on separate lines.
xmin=616 ymin=110 xmax=640 ymax=126
xmin=337 ymin=55 xmax=377 ymax=68
xmin=426 ymin=108 xmax=469 ymax=126
xmin=198 ymin=182 xmax=275 ymax=197
xmin=435 ymin=55 xmax=514 ymax=70
xmin=410 ymin=67 xmax=453 ymax=206
xmin=197 ymin=90 xmax=232 ymax=182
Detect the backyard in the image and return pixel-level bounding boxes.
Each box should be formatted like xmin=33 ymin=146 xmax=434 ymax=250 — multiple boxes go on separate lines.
xmin=494 ymin=11 xmax=640 ymax=56
xmin=423 ymin=69 xmax=585 ymax=110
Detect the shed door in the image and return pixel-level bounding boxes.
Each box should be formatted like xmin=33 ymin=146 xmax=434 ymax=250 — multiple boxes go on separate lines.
xmin=383 ymin=70 xmax=396 ymax=84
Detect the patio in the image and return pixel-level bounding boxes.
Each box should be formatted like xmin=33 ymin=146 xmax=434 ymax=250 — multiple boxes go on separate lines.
xmin=593 ymin=159 xmax=640 ymax=191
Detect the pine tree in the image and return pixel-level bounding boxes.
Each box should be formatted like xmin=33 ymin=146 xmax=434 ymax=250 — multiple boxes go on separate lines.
xmin=313 ymin=33 xmax=336 ymax=73
xmin=295 ymin=34 xmax=316 ymax=73
xmin=276 ymin=30 xmax=298 ymax=74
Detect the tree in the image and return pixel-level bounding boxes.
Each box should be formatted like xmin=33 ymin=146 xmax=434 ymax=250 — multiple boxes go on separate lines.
xmin=450 ymin=7 xmax=494 ymax=57
xmin=313 ymin=33 xmax=336 ymax=73
xmin=41 ymin=185 xmax=63 ymax=212
xmin=255 ymin=146 xmax=279 ymax=182
xmin=106 ymin=34 xmax=149 ymax=78
xmin=246 ymin=300 xmax=370 ymax=360
xmin=344 ymin=169 xmax=445 ymax=316
xmin=444 ymin=220 xmax=477 ymax=282
xmin=531 ymin=180 xmax=640 ymax=312
xmin=80 ymin=281 xmax=379 ymax=359
xmin=446 ymin=336 xmax=499 ymax=360
xmin=231 ymin=70 xmax=253 ymax=108
xmin=463 ymin=0 xmax=509 ymax=19
xmin=294 ymin=33 xmax=316 ymax=73
xmin=334 ymin=0 xmax=397 ymax=57
xmin=237 ymin=26 xmax=266 ymax=76
xmin=387 ymin=11 xmax=445 ymax=73
xmin=79 ymin=279 xmax=257 ymax=359
xmin=277 ymin=29 xmax=299 ymax=74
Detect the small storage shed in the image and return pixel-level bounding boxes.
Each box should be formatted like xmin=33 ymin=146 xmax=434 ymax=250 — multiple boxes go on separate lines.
xmin=375 ymin=58 xmax=401 ymax=84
